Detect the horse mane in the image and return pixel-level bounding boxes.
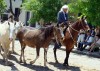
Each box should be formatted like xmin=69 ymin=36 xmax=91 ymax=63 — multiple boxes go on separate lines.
xmin=40 ymin=26 xmax=54 ymax=39
xmin=69 ymin=19 xmax=81 ymax=28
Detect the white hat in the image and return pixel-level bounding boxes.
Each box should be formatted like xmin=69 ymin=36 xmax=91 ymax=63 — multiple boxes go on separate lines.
xmin=62 ymin=5 xmax=69 ymax=9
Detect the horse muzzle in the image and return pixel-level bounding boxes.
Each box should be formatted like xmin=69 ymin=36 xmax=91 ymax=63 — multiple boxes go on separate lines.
xmin=9 ymin=38 xmax=13 ymax=41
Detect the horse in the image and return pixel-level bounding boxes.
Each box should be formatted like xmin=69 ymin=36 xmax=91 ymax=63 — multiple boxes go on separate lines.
xmin=16 ymin=25 xmax=62 ymax=66
xmin=54 ymin=17 xmax=89 ymax=66
xmin=11 ymin=21 xmax=23 ymax=53
xmin=0 ymin=21 xmax=16 ymax=65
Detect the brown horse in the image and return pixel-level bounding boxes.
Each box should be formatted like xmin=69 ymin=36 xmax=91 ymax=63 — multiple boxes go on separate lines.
xmin=16 ymin=26 xmax=62 ymax=66
xmin=54 ymin=17 xmax=89 ymax=66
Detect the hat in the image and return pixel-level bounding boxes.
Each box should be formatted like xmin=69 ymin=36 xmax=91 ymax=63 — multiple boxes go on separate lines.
xmin=62 ymin=5 xmax=69 ymax=9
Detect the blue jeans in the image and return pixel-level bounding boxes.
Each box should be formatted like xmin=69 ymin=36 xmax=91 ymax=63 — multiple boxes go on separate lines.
xmin=79 ymin=42 xmax=92 ymax=50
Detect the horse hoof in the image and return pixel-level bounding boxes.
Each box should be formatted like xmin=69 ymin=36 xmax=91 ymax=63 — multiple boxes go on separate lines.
xmin=30 ymin=61 xmax=35 ymax=64
xmin=23 ymin=61 xmax=27 ymax=65
xmin=63 ymin=63 xmax=66 ymax=66
xmin=11 ymin=51 xmax=14 ymax=54
xmin=19 ymin=60 xmax=23 ymax=63
xmin=63 ymin=63 xmax=69 ymax=67
xmin=56 ymin=61 xmax=58 ymax=63
xmin=44 ymin=64 xmax=47 ymax=67
xmin=56 ymin=61 xmax=59 ymax=63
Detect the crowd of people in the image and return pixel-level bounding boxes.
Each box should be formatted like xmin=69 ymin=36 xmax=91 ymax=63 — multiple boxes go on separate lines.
xmin=77 ymin=26 xmax=100 ymax=53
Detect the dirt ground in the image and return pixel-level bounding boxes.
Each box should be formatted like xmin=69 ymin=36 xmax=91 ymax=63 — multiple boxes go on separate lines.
xmin=0 ymin=40 xmax=100 ymax=71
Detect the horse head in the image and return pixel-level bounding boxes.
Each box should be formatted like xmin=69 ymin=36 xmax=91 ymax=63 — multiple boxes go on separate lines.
xmin=15 ymin=21 xmax=23 ymax=35
xmin=53 ymin=25 xmax=63 ymax=44
xmin=77 ymin=16 xmax=90 ymax=31
xmin=7 ymin=21 xmax=16 ymax=41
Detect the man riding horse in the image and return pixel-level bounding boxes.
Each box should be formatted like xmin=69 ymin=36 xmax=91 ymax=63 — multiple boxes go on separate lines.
xmin=54 ymin=5 xmax=69 ymax=50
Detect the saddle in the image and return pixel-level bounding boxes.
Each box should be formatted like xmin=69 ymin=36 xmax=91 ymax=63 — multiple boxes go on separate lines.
xmin=58 ymin=21 xmax=70 ymax=36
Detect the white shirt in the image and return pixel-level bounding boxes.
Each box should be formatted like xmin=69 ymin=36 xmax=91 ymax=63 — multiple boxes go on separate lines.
xmin=87 ymin=36 xmax=94 ymax=43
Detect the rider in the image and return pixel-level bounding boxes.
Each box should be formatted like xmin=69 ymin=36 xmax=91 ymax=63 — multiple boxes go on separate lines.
xmin=54 ymin=5 xmax=69 ymax=49
xmin=57 ymin=5 xmax=69 ymax=36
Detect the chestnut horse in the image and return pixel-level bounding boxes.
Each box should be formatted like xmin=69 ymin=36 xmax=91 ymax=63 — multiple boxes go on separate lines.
xmin=54 ymin=17 xmax=89 ymax=66
xmin=16 ymin=26 xmax=62 ymax=66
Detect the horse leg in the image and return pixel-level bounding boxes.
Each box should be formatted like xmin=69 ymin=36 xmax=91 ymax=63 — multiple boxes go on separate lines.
xmin=12 ymin=39 xmax=15 ymax=53
xmin=30 ymin=47 xmax=40 ymax=64
xmin=53 ymin=48 xmax=59 ymax=63
xmin=44 ymin=48 xmax=47 ymax=66
xmin=63 ymin=50 xmax=71 ymax=66
xmin=3 ymin=44 xmax=10 ymax=65
xmin=20 ymin=44 xmax=24 ymax=63
xmin=45 ymin=47 xmax=49 ymax=62
xmin=6 ymin=42 xmax=13 ymax=66
xmin=0 ymin=44 xmax=3 ymax=57
xmin=22 ymin=46 xmax=26 ymax=64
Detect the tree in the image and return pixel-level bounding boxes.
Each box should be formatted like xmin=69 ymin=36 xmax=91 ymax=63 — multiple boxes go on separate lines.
xmin=38 ymin=0 xmax=63 ymax=23
xmin=22 ymin=0 xmax=42 ymax=23
xmin=9 ymin=0 xmax=25 ymax=21
xmin=22 ymin=0 xmax=63 ymax=24
xmin=0 ymin=0 xmax=6 ymax=15
xmin=69 ymin=0 xmax=100 ymax=26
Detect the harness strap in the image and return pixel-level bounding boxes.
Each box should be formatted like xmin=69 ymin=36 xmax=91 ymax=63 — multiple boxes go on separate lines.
xmin=69 ymin=25 xmax=79 ymax=32
xmin=68 ymin=28 xmax=76 ymax=43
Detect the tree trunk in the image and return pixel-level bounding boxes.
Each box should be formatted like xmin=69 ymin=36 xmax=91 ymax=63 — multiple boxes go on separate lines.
xmin=9 ymin=0 xmax=15 ymax=16
xmin=9 ymin=0 xmax=20 ymax=21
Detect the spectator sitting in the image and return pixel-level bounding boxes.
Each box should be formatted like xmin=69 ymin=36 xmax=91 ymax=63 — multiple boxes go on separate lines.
xmin=79 ymin=30 xmax=94 ymax=51
xmin=90 ymin=27 xmax=95 ymax=37
xmin=77 ymin=29 xmax=86 ymax=50
xmin=88 ymin=26 xmax=100 ymax=52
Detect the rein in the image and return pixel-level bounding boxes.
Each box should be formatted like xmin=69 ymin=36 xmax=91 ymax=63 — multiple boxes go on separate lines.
xmin=68 ymin=27 xmax=76 ymax=43
xmin=67 ymin=20 xmax=86 ymax=43
xmin=69 ymin=25 xmax=79 ymax=33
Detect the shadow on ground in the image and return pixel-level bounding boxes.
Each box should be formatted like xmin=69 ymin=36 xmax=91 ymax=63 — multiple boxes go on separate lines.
xmin=49 ymin=62 xmax=81 ymax=71
xmin=0 ymin=59 xmax=19 ymax=71
xmin=8 ymin=54 xmax=19 ymax=63
xmin=21 ymin=64 xmax=53 ymax=71
xmin=59 ymin=48 xmax=100 ymax=58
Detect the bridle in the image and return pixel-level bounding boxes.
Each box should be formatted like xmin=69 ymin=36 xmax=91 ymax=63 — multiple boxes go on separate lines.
xmin=68 ymin=19 xmax=87 ymax=43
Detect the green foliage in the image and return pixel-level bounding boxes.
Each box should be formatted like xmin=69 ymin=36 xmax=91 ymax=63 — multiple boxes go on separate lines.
xmin=38 ymin=0 xmax=63 ymax=23
xmin=0 ymin=0 xmax=6 ymax=15
xmin=69 ymin=0 xmax=100 ymax=26
xmin=22 ymin=0 xmax=43 ymax=23
xmin=22 ymin=0 xmax=63 ymax=24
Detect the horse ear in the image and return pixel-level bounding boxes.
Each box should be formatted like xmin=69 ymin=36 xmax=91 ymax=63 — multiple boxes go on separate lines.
xmin=8 ymin=22 xmax=10 ymax=25
xmin=81 ymin=15 xmax=87 ymax=20
xmin=84 ymin=16 xmax=87 ymax=19
xmin=15 ymin=22 xmax=16 ymax=25
xmin=81 ymin=15 xmax=84 ymax=20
